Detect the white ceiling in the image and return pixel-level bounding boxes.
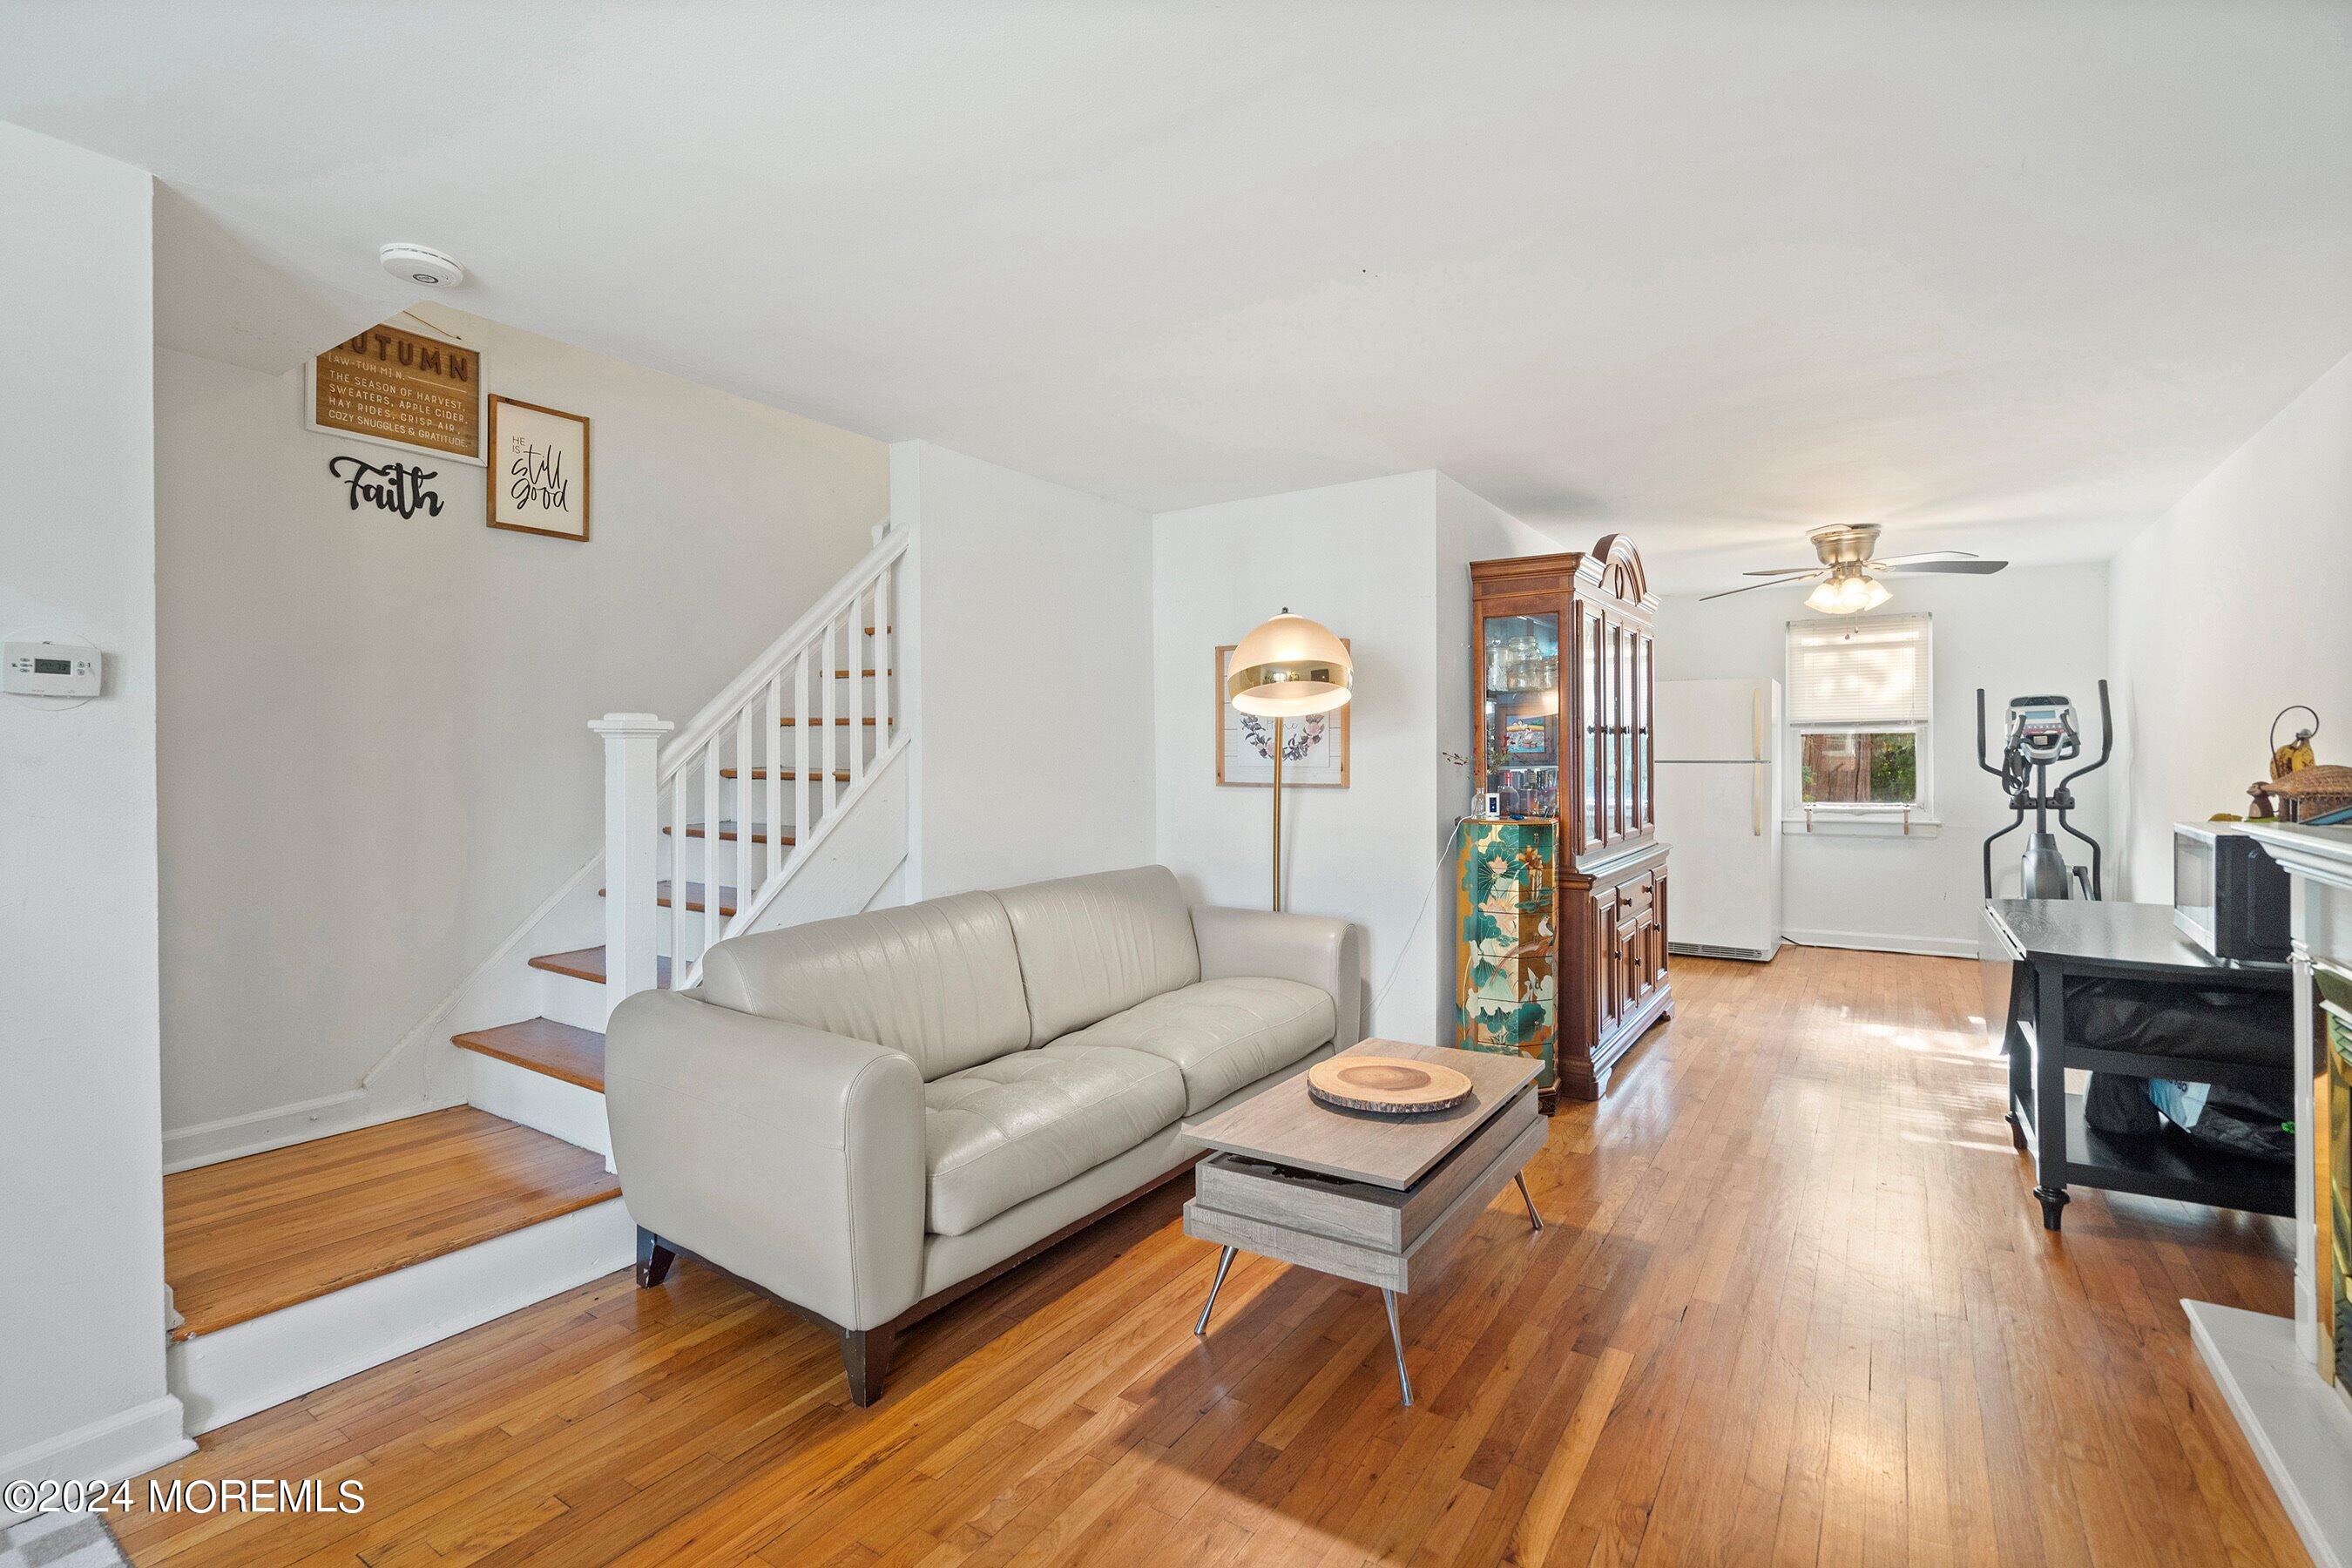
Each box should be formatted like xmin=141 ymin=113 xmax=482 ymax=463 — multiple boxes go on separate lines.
xmin=6 ymin=2 xmax=2349 ymax=591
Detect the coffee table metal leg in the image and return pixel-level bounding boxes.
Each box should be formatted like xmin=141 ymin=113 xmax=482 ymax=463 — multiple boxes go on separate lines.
xmin=1193 ymin=1245 xmax=1237 ymax=1336
xmin=1515 ymin=1173 xmax=1543 ymax=1232
xmin=1382 ymin=1288 xmax=1414 ymax=1406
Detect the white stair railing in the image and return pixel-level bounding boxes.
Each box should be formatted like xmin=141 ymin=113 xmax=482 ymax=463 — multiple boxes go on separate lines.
xmin=594 ymin=524 xmax=908 ymax=1017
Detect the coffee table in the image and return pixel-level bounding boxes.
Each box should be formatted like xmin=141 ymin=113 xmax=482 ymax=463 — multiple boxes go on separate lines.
xmin=1179 ymin=1039 xmax=1544 ymax=1405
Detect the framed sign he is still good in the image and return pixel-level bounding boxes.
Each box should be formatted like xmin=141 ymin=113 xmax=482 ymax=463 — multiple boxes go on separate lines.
xmin=486 ymin=395 xmax=591 ymax=541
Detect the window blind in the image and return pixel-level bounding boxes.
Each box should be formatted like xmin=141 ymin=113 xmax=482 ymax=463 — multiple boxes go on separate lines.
xmin=1786 ymin=613 xmax=1931 ymax=725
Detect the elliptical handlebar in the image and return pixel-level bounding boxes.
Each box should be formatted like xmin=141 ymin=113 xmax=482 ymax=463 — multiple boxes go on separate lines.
xmin=2054 ymin=679 xmax=2112 ymax=794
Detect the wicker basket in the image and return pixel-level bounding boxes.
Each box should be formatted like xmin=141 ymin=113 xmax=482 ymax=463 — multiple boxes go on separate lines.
xmin=2271 ymin=765 xmax=2352 ymax=822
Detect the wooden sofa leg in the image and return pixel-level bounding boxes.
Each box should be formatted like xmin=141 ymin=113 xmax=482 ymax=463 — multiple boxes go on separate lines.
xmin=842 ymin=1327 xmax=894 ymax=1407
xmin=636 ymin=1227 xmax=676 ymax=1288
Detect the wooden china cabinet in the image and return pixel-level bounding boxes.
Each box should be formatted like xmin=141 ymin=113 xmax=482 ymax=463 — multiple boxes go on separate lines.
xmin=1460 ymin=535 xmax=1671 ymax=1104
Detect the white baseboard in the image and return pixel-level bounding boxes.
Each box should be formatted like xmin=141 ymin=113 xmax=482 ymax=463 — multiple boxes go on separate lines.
xmin=2185 ymin=1299 xmax=2352 ymax=1568
xmin=162 ymin=1088 xmax=468 ymax=1174
xmin=1781 ymin=926 xmax=1977 ymax=960
xmin=0 ymin=1396 xmax=194 ymax=1529
xmin=464 ymin=1052 xmax=611 ymax=1159
xmin=167 ymin=1197 xmax=635 ymax=1436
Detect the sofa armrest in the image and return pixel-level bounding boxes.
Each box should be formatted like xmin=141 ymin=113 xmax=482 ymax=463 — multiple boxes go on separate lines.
xmin=1190 ymin=905 xmax=1361 ymax=1049
xmin=603 ymin=988 xmax=926 ymax=1331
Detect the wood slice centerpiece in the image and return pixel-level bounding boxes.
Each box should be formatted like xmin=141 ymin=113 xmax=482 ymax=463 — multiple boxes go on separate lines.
xmin=1307 ymin=1055 xmax=1475 ymax=1117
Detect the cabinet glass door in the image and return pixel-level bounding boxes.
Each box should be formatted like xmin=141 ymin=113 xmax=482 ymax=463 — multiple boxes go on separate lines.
xmin=1633 ymin=632 xmax=1652 ymax=832
xmin=1480 ymin=610 xmax=1560 ymax=818
xmin=1578 ymin=607 xmax=1603 ymax=853
xmin=1600 ymin=620 xmax=1620 ymax=841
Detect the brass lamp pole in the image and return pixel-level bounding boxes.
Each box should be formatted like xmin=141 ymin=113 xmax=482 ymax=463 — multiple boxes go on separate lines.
xmin=1227 ymin=610 xmax=1353 ymax=911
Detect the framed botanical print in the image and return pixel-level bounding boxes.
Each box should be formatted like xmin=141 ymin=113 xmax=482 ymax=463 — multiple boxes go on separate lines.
xmin=1215 ymin=642 xmax=1351 ymax=787
xmin=486 ymin=395 xmax=590 ymax=540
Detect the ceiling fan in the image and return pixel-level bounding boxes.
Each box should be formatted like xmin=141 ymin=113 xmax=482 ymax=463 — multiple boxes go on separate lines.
xmin=1700 ymin=524 xmax=2008 ymax=612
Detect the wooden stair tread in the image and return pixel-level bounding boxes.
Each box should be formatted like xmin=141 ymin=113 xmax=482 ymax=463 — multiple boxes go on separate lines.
xmin=162 ymin=1107 xmax=619 ymax=1342
xmin=665 ymin=821 xmax=792 ymax=844
xmin=780 ymin=716 xmax=895 ymax=727
xmin=528 ymin=946 xmax=672 ymax=986
xmin=599 ymin=881 xmax=740 ymax=915
xmin=832 ymin=669 xmax=888 ymax=678
xmin=453 ymin=1017 xmax=611 ymax=1090
xmin=721 ymin=768 xmax=852 ymax=782
xmin=526 ymin=946 xmax=680 ymax=990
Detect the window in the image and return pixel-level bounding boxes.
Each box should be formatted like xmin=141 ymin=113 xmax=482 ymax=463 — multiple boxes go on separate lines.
xmin=1786 ymin=613 xmax=1931 ymax=819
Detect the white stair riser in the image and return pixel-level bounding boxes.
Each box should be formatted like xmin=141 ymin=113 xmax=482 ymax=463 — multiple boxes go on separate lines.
xmin=539 ymin=966 xmax=610 ymax=1032
xmin=167 ymin=1198 xmax=634 ymax=1436
xmin=463 ymin=1051 xmax=611 ymax=1160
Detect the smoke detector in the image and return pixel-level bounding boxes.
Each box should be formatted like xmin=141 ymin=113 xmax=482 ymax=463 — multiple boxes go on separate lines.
xmin=379 ymin=243 xmax=464 ymax=288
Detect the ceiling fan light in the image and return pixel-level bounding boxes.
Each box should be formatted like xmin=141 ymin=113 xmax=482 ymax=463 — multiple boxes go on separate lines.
xmin=1806 ymin=570 xmax=1890 ymax=614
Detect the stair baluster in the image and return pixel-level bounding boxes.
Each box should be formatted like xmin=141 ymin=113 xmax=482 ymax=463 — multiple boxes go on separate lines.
xmin=593 ymin=524 xmax=907 ymax=1011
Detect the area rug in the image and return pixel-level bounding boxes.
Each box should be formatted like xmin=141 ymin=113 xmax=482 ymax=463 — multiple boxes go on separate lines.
xmin=0 ymin=1511 xmax=130 ymax=1568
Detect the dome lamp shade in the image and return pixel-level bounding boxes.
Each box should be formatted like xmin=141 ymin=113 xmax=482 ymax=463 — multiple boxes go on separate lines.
xmin=1227 ymin=612 xmax=1353 ymax=716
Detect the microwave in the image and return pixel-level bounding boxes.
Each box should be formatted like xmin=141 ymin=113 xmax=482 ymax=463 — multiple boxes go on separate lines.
xmin=2173 ymin=824 xmax=2292 ymax=964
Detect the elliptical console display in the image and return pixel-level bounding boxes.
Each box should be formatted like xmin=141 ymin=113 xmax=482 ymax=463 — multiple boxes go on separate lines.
xmin=1977 ymin=681 xmax=2111 ymax=899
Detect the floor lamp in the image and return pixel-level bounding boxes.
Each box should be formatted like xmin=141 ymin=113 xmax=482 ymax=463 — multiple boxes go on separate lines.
xmin=1227 ymin=610 xmax=1353 ymax=911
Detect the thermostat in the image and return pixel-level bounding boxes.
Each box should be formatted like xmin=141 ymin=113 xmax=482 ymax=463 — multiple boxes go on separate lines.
xmin=4 ymin=642 xmax=102 ymax=698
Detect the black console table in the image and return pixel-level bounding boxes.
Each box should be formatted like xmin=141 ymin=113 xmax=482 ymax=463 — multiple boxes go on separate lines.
xmin=1983 ymin=899 xmax=2294 ymax=1231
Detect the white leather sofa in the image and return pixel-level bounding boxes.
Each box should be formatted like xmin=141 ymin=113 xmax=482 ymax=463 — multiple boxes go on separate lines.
xmin=605 ymin=864 xmax=1360 ymax=1403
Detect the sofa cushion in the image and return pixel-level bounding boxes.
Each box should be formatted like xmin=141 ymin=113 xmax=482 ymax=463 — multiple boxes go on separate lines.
xmin=923 ymin=1042 xmax=1186 ymax=1235
xmin=1054 ymin=977 xmax=1336 ymax=1113
xmin=698 ymin=891 xmax=1031 ymax=1080
xmin=993 ymin=866 xmax=1202 ymax=1046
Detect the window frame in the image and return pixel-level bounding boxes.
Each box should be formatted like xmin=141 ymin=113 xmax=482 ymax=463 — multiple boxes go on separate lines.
xmin=1783 ymin=613 xmax=1936 ymax=831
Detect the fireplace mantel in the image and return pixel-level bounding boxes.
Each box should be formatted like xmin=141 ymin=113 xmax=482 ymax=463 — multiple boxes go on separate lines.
xmin=2190 ymin=823 xmax=2352 ymax=1567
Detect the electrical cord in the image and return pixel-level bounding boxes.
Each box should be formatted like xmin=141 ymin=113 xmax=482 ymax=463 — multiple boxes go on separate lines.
xmin=1369 ymin=816 xmax=1471 ymax=1023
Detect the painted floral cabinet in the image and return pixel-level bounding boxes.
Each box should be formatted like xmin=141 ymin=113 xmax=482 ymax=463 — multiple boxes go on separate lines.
xmin=1456 ymin=819 xmax=1560 ymax=1094
xmin=1458 ymin=536 xmax=1673 ymax=1105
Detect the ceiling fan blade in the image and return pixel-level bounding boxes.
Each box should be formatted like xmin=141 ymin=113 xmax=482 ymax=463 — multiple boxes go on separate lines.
xmin=1701 ymin=575 xmax=1821 ymax=601
xmin=1882 ymin=558 xmax=2007 ymax=575
xmin=1869 ymin=550 xmax=1980 ymax=566
xmin=1740 ymin=565 xmax=1825 ymax=578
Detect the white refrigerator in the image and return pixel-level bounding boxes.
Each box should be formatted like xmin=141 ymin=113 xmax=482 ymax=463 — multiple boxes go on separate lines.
xmin=1655 ymin=678 xmax=1782 ymax=961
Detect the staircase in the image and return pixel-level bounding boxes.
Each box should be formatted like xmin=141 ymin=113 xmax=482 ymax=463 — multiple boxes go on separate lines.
xmin=165 ymin=525 xmax=912 ymax=1435
xmin=455 ymin=522 xmax=909 ymax=1148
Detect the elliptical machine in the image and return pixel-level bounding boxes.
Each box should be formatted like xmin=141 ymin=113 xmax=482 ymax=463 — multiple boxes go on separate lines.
xmin=1976 ymin=680 xmax=2112 ymax=899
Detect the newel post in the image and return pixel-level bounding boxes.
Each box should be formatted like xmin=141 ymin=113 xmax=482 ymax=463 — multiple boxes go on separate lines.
xmin=591 ymin=713 xmax=673 ymax=1019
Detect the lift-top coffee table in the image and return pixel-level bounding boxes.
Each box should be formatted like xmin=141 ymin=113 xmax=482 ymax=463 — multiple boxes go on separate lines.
xmin=1179 ymin=1039 xmax=1545 ymax=1405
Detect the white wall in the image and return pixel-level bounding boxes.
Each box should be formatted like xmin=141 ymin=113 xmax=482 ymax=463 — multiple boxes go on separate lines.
xmin=1656 ymin=563 xmax=2112 ymax=955
xmin=1153 ymin=472 xmax=1552 ymax=1044
xmin=0 ymin=123 xmax=193 ymax=1517
xmin=156 ymin=311 xmax=886 ymax=1161
xmin=898 ymin=440 xmax=1156 ymax=897
xmin=2109 ymin=349 xmax=2352 ymax=900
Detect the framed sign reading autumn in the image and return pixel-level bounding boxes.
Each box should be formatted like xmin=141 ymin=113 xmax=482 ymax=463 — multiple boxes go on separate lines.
xmin=486 ymin=395 xmax=591 ymax=541
xmin=307 ymin=322 xmax=484 ymax=465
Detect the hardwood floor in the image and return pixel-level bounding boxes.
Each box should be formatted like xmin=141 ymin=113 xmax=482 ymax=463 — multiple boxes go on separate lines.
xmin=163 ymin=1107 xmax=620 ymax=1341
xmin=125 ymin=949 xmax=2307 ymax=1565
